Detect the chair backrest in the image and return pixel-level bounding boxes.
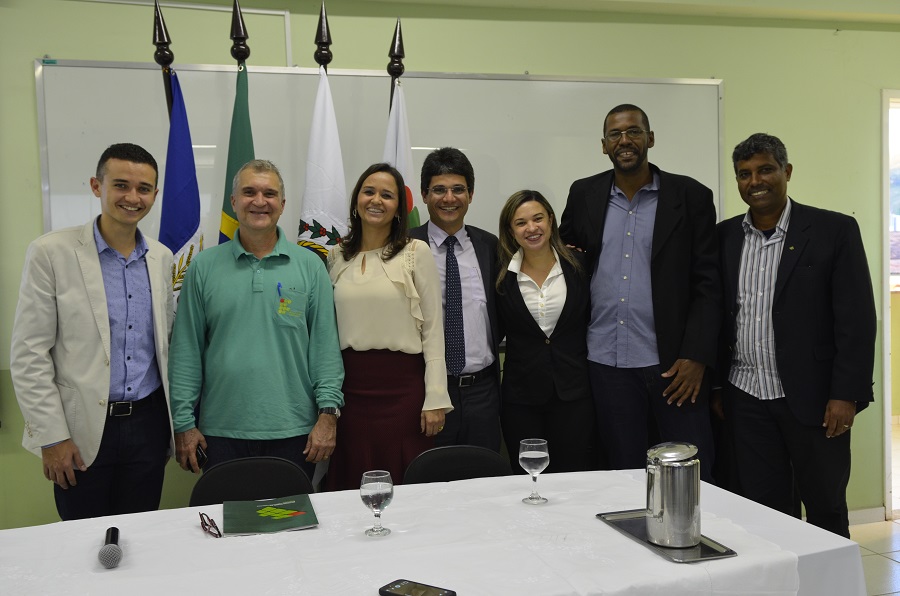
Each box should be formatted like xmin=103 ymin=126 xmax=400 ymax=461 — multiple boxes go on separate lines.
xmin=189 ymin=456 xmax=314 ymax=507
xmin=403 ymin=445 xmax=512 ymax=485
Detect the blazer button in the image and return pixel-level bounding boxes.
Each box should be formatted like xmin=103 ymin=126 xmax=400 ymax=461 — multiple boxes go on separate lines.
xmin=545 ymin=338 xmax=551 ymax=345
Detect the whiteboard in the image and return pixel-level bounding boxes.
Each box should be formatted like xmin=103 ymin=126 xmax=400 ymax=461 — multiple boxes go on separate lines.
xmin=35 ymin=60 xmax=722 ymax=243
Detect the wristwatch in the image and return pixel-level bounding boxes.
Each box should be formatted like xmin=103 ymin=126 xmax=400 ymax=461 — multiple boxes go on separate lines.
xmin=318 ymin=407 xmax=341 ymax=420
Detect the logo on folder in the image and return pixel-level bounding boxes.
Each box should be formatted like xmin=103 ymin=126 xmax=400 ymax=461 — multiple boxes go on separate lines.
xmin=257 ymin=506 xmax=307 ymax=520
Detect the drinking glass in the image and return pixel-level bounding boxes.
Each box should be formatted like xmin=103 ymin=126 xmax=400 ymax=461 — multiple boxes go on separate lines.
xmin=360 ymin=470 xmax=394 ymax=536
xmin=519 ymin=438 xmax=549 ymax=504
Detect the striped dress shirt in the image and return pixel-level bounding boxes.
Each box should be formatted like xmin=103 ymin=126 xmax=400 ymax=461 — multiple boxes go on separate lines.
xmin=728 ymin=199 xmax=793 ymax=400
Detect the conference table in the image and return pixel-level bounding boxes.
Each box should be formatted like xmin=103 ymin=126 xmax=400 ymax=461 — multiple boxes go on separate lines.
xmin=0 ymin=470 xmax=865 ymax=595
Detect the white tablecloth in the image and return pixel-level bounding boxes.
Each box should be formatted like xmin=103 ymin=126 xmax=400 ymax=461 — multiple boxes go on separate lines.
xmin=0 ymin=470 xmax=865 ymax=595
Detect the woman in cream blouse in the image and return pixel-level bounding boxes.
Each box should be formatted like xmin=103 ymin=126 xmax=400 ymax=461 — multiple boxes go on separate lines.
xmin=496 ymin=190 xmax=594 ymax=473
xmin=325 ymin=163 xmax=452 ymax=490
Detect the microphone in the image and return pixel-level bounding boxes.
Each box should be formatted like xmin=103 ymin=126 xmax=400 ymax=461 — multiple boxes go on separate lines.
xmin=98 ymin=527 xmax=122 ymax=569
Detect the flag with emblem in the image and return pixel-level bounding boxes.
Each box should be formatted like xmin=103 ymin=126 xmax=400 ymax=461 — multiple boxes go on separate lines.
xmin=383 ymin=79 xmax=419 ymax=228
xmin=158 ymin=69 xmax=202 ymax=302
xmin=298 ymin=66 xmax=347 ymax=260
xmin=219 ymin=61 xmax=255 ymax=244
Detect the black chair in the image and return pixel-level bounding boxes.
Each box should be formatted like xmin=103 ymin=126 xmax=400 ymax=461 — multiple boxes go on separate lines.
xmin=403 ymin=445 xmax=512 ymax=485
xmin=189 ymin=456 xmax=315 ymax=507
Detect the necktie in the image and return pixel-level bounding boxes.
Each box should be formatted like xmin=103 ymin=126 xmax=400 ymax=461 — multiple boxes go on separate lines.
xmin=443 ymin=235 xmax=465 ymax=377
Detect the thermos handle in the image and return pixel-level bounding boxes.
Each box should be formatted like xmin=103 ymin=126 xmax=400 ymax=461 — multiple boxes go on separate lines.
xmin=647 ymin=463 xmax=662 ymax=519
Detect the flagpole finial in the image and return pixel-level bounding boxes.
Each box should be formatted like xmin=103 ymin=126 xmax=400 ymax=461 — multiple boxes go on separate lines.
xmin=313 ymin=2 xmax=333 ymax=69
xmin=386 ymin=18 xmax=405 ymax=80
xmin=153 ymin=0 xmax=174 ymax=69
xmin=230 ymin=0 xmax=251 ymax=63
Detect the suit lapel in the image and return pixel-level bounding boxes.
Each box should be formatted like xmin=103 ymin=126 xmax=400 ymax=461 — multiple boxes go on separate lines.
xmin=722 ymin=218 xmax=745 ymax=304
xmin=651 ymin=171 xmax=682 ymax=261
xmin=585 ymin=173 xmax=613 ymax=255
xmin=774 ymin=201 xmax=809 ymax=304
xmin=549 ymin=260 xmax=579 ymax=336
xmin=75 ymin=222 xmax=111 ymax=362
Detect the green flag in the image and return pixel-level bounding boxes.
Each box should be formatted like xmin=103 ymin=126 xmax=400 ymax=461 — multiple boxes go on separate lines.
xmin=219 ymin=62 xmax=255 ymax=243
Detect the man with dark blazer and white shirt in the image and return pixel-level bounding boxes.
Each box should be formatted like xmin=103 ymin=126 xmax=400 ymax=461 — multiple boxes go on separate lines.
xmin=409 ymin=147 xmax=502 ymax=452
xmin=560 ymin=104 xmax=720 ymax=480
xmin=10 ymin=143 xmax=175 ymax=520
xmin=717 ymin=133 xmax=876 ymax=537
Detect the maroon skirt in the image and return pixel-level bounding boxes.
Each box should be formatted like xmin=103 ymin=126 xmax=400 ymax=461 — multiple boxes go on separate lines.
xmin=325 ymin=349 xmax=434 ymax=491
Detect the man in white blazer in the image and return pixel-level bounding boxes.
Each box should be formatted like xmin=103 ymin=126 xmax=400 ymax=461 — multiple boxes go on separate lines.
xmin=10 ymin=143 xmax=175 ymax=520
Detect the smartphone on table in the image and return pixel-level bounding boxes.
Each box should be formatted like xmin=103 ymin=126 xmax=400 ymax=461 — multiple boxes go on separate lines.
xmin=378 ymin=579 xmax=456 ymax=596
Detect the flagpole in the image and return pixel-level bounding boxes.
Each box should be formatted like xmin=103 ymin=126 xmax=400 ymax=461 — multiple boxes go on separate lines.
xmin=314 ymin=2 xmax=333 ymax=71
xmin=153 ymin=0 xmax=174 ymax=119
xmin=230 ymin=0 xmax=251 ymax=66
xmin=387 ymin=18 xmax=405 ymax=112
xmin=219 ymin=0 xmax=254 ymax=244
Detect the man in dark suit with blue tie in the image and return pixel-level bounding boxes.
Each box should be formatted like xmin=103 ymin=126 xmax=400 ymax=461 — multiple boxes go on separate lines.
xmin=409 ymin=147 xmax=502 ymax=452
xmin=718 ymin=133 xmax=876 ymax=537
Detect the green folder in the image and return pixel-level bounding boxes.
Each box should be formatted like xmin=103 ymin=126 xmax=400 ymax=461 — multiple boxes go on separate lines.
xmin=222 ymin=494 xmax=319 ymax=536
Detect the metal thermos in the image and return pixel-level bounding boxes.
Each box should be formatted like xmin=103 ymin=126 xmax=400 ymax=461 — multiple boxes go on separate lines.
xmin=645 ymin=442 xmax=701 ymax=548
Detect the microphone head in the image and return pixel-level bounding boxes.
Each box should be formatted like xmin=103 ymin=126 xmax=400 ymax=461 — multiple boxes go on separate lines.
xmin=98 ymin=543 xmax=122 ymax=569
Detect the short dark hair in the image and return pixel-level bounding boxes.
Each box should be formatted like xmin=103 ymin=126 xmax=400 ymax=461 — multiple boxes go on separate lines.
xmin=96 ymin=143 xmax=158 ymax=185
xmin=732 ymin=133 xmax=789 ymax=172
xmin=420 ymin=147 xmax=475 ymax=195
xmin=341 ymin=163 xmax=410 ymax=262
xmin=604 ymin=104 xmax=650 ymax=135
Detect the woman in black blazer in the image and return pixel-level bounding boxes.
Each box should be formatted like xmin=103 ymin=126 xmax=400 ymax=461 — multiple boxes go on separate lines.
xmin=496 ymin=190 xmax=594 ymax=473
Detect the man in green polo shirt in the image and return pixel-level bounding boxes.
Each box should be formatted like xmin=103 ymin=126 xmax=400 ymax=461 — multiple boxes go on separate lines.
xmin=168 ymin=159 xmax=344 ymax=479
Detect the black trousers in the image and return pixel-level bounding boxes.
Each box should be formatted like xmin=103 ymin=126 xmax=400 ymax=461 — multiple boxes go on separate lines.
xmin=724 ymin=382 xmax=851 ymax=538
xmin=435 ymin=365 xmax=502 ymax=453
xmin=54 ymin=387 xmax=170 ymax=521
xmin=588 ymin=362 xmax=715 ymax=482
xmin=501 ymin=393 xmax=594 ymax=474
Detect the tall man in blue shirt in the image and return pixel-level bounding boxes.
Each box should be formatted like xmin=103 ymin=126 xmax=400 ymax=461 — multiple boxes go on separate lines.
xmin=11 ymin=143 xmax=175 ymax=520
xmin=169 ymin=160 xmax=344 ymax=479
xmin=718 ymin=133 xmax=875 ymax=537
xmin=409 ymin=148 xmax=502 ymax=452
xmin=560 ymin=104 xmax=720 ymax=479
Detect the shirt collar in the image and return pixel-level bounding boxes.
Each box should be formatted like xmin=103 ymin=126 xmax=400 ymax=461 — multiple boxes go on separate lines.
xmin=610 ymin=171 xmax=660 ymax=199
xmin=741 ymin=197 xmax=793 ymax=236
xmin=427 ymin=221 xmax=467 ymax=248
xmin=93 ymin=217 xmax=148 ymax=259
xmin=508 ymin=247 xmax=563 ymax=277
xmin=231 ymin=226 xmax=289 ymax=260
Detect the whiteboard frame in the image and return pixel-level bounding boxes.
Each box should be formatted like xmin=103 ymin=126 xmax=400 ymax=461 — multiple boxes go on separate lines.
xmin=35 ymin=59 xmax=724 ymax=237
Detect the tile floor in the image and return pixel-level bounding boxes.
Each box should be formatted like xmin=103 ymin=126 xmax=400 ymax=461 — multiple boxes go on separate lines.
xmin=849 ymin=424 xmax=900 ymax=595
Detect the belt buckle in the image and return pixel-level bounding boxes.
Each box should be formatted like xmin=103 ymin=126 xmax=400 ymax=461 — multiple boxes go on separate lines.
xmin=458 ymin=374 xmax=476 ymax=388
xmin=109 ymin=401 xmax=133 ymax=417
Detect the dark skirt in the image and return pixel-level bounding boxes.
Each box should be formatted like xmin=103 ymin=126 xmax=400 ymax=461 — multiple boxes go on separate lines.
xmin=325 ymin=349 xmax=434 ymax=491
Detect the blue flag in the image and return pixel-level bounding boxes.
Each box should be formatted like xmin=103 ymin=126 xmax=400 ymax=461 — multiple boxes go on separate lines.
xmin=159 ymin=70 xmax=203 ymax=295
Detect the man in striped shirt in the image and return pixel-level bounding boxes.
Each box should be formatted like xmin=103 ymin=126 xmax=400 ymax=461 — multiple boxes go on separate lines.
xmin=717 ymin=133 xmax=876 ymax=537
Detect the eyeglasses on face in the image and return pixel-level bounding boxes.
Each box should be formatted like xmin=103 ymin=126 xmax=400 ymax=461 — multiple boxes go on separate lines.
xmin=604 ymin=128 xmax=649 ymax=142
xmin=199 ymin=512 xmax=222 ymax=538
xmin=427 ymin=185 xmax=469 ymax=198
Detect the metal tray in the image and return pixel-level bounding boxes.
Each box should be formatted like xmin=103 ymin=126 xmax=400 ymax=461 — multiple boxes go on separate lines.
xmin=597 ymin=509 xmax=737 ymax=563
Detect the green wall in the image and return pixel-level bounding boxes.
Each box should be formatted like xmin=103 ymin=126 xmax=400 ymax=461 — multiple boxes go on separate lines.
xmin=0 ymin=0 xmax=894 ymax=529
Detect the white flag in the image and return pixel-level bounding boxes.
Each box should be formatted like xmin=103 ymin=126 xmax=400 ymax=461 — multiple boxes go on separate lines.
xmin=299 ymin=66 xmax=347 ymax=258
xmin=383 ymin=80 xmax=420 ymax=227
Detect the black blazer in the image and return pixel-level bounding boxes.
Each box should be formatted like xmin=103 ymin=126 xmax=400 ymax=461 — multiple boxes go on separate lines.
xmin=717 ymin=200 xmax=876 ymax=426
xmin=497 ymin=255 xmax=590 ymax=406
xmin=409 ymin=223 xmax=502 ymax=362
xmin=559 ymin=164 xmax=721 ymax=373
